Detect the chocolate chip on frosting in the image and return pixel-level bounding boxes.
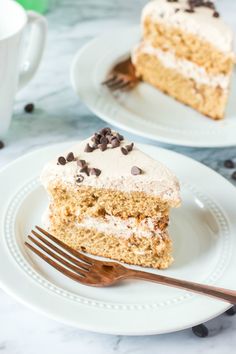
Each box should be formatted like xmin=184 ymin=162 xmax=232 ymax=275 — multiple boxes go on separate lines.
xmin=77 ymin=159 xmax=86 ymax=167
xmin=91 ymin=143 xmax=98 ymax=150
xmin=66 ymin=152 xmax=75 ymax=162
xmin=111 ymin=138 xmax=120 ymax=148
xmin=185 ymin=0 xmax=219 ymax=17
xmin=58 ymin=156 xmax=66 ymax=165
xmin=121 ymin=147 xmax=128 ymax=155
xmin=185 ymin=8 xmax=194 ymax=13
xmin=90 ymin=168 xmax=101 ymax=176
xmin=213 ymin=11 xmax=220 ymax=17
xmin=92 ymin=134 xmax=101 ymax=145
xmin=100 ymin=136 xmax=109 ymax=145
xmin=106 ymin=135 xmax=113 ymax=143
xmin=202 ymin=1 xmax=215 ymax=9
xmin=84 ymin=143 xmax=94 ymax=153
xmin=76 ymin=174 xmax=84 ymax=183
xmin=117 ymin=133 xmax=124 ymax=141
xmin=131 ymin=166 xmax=142 ymax=175
xmin=99 ymin=143 xmax=107 ymax=151
xmin=99 ymin=127 xmax=111 ymax=136
xmin=126 ymin=143 xmax=134 ymax=152
xmin=80 ymin=166 xmax=90 ymax=176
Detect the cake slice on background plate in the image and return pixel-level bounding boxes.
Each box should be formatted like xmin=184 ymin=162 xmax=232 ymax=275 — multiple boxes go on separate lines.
xmin=41 ymin=128 xmax=181 ymax=269
xmin=132 ymin=0 xmax=235 ymax=120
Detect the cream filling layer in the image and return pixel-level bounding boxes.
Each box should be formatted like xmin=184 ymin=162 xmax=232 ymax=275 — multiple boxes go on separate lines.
xmin=133 ymin=42 xmax=230 ymax=90
xmin=75 ymin=214 xmax=166 ymax=239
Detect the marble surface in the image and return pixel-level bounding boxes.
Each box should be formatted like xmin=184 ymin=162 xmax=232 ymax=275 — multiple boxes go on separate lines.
xmin=0 ymin=0 xmax=236 ymax=352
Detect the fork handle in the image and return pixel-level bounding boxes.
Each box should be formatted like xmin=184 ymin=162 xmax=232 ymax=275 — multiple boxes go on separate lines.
xmin=128 ymin=270 xmax=236 ymax=304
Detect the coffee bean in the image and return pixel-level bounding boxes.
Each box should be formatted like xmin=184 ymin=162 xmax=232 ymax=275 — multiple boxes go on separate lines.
xmin=24 ymin=103 xmax=34 ymax=113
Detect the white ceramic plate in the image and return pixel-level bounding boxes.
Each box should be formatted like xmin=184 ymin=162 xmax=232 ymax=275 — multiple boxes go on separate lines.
xmin=71 ymin=26 xmax=236 ymax=147
xmin=0 ymin=142 xmax=235 ymax=335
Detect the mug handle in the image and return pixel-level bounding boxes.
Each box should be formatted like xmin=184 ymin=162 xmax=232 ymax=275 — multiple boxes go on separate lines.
xmin=18 ymin=11 xmax=47 ymax=91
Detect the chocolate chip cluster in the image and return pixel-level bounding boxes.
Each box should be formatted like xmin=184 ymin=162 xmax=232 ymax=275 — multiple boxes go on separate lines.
xmin=84 ymin=127 xmax=124 ymax=153
xmin=76 ymin=158 xmax=101 ymax=179
xmin=57 ymin=151 xmax=101 ymax=183
xmin=58 ymin=128 xmax=144 ymax=179
xmin=76 ymin=157 xmax=102 ymax=183
xmin=85 ymin=128 xmax=144 ymax=176
xmin=121 ymin=143 xmax=134 ymax=156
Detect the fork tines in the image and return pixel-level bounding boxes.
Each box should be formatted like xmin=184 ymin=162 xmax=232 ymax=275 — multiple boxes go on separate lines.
xmin=102 ymin=75 xmax=133 ymax=91
xmin=25 ymin=226 xmax=94 ymax=282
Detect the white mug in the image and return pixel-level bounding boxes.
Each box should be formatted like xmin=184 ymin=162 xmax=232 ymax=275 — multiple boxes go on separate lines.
xmin=0 ymin=0 xmax=47 ymax=137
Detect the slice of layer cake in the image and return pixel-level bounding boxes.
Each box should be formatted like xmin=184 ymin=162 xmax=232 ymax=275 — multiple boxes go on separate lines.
xmin=132 ymin=0 xmax=235 ymax=120
xmin=41 ymin=128 xmax=181 ymax=269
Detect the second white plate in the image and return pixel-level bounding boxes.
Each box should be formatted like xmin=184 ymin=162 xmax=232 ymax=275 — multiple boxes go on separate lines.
xmin=71 ymin=26 xmax=236 ymax=147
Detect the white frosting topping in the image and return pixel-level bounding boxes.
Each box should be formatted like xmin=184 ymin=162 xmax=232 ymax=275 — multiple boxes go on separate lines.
xmin=76 ymin=215 xmax=165 ymax=239
xmin=132 ymin=42 xmax=230 ymax=89
xmin=142 ymin=0 xmax=234 ymax=54
xmin=41 ymin=134 xmax=180 ymax=207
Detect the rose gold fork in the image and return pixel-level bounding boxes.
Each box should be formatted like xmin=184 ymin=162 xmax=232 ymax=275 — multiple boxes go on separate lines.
xmin=25 ymin=226 xmax=236 ymax=304
xmin=101 ymin=57 xmax=139 ymax=91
